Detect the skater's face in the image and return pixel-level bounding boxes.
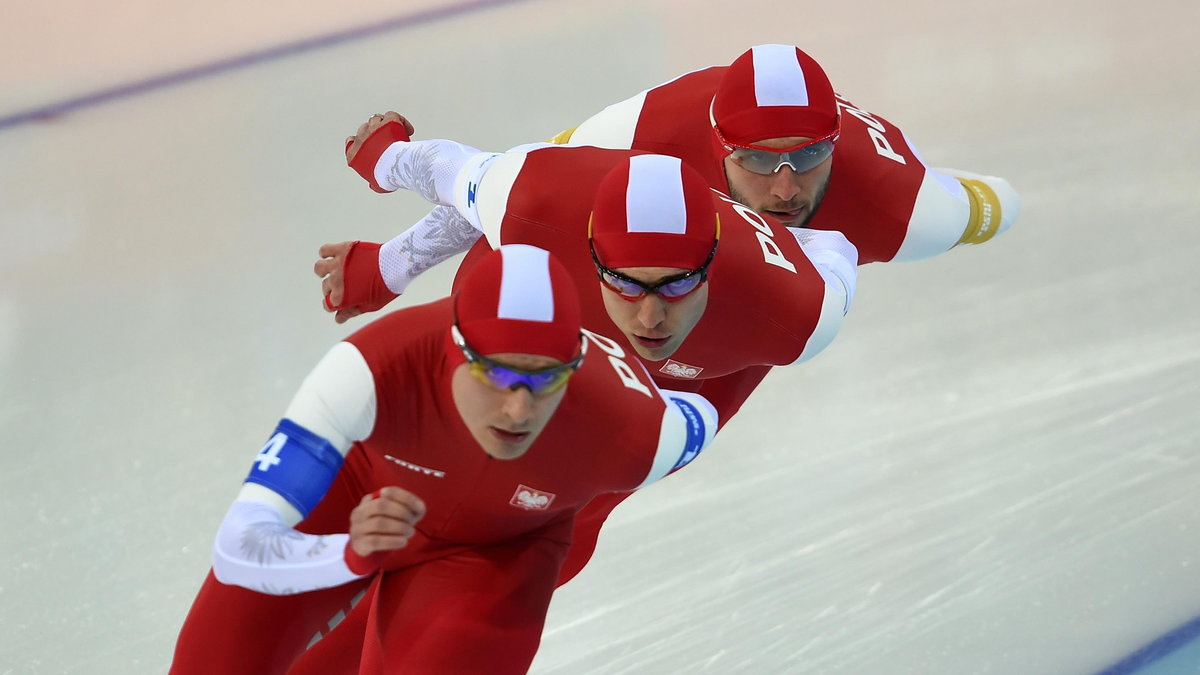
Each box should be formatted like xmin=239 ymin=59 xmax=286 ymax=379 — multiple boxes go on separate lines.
xmin=723 ymin=135 xmax=833 ymax=229
xmin=451 ymin=351 xmax=572 ymax=460
xmin=598 ymin=265 xmax=709 ymax=362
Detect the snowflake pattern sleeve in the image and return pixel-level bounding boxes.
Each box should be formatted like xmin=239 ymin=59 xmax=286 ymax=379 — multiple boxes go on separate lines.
xmin=212 ymin=498 xmax=362 ymax=595
xmin=378 ymin=205 xmax=483 ymax=295
xmin=209 ymin=342 xmax=378 ymax=594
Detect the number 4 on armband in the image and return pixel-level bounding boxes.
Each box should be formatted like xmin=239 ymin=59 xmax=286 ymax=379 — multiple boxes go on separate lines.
xmin=254 ymin=432 xmax=287 ymax=472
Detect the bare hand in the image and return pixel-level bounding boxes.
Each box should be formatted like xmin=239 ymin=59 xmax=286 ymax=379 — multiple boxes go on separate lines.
xmin=315 ymin=241 xmax=360 ymax=324
xmin=345 ymin=111 xmax=414 ymax=163
xmin=349 ymin=486 xmax=426 ymax=558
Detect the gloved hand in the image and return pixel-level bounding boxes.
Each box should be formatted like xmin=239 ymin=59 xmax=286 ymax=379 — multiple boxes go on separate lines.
xmin=345 ymin=112 xmax=414 ymax=193
xmin=316 ymin=240 xmax=397 ymax=323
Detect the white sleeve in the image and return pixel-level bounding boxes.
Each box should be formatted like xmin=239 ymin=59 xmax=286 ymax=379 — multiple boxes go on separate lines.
xmin=373 ymin=138 xmax=497 ymax=208
xmin=281 ymin=342 xmax=377 ymax=455
xmin=212 ymin=498 xmax=362 ymax=594
xmin=937 ymin=167 xmax=1021 ymax=238
xmin=452 ymin=151 xmax=529 ymax=247
xmin=565 ymin=90 xmax=649 ymax=149
xmin=374 ymin=141 xmax=523 ymax=243
xmin=789 ymin=227 xmax=858 ymax=313
xmin=635 ymin=389 xmax=720 ymax=489
xmin=210 ymin=342 xmax=378 ymax=595
xmin=894 ymin=165 xmax=1020 ymax=262
xmin=378 ymin=205 xmax=483 ymax=295
xmin=563 ymin=68 xmax=711 ymax=148
xmin=787 ymin=228 xmax=857 ymax=365
xmin=373 ymin=140 xmax=577 ymax=283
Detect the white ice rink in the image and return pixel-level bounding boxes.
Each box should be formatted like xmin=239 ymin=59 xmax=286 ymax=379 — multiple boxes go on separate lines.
xmin=3 ymin=1 xmax=1199 ymax=673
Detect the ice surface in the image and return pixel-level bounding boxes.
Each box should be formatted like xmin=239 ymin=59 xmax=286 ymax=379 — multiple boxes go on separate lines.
xmin=2 ymin=1 xmax=1198 ymax=673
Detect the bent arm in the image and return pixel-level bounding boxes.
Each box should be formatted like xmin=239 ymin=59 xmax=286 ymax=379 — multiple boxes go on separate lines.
xmin=342 ymin=121 xmax=519 ymax=297
xmin=211 ymin=343 xmax=377 ymax=595
xmin=212 ymin=496 xmax=356 ymax=595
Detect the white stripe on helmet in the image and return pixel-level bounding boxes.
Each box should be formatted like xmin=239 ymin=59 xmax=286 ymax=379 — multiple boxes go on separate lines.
xmin=497 ymin=244 xmax=555 ymax=322
xmin=751 ymin=43 xmax=809 ymax=108
xmin=625 ymin=155 xmax=687 ymax=235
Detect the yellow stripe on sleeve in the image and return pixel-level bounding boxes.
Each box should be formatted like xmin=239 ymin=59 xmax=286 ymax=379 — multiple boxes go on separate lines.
xmin=546 ymin=126 xmax=578 ymax=145
xmin=956 ymin=178 xmax=1003 ymax=245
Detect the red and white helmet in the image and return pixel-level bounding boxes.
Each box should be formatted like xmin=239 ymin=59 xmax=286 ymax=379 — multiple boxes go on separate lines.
xmin=589 ymin=154 xmax=720 ymax=271
xmin=453 ymin=244 xmax=582 ymax=363
xmin=711 ymin=44 xmax=840 ymax=148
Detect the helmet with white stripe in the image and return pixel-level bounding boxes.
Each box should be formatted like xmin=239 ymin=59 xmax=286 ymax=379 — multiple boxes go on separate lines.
xmin=588 ymin=154 xmax=720 ymax=271
xmin=711 ymin=44 xmax=839 ymax=148
xmin=454 ymin=244 xmax=582 ymax=363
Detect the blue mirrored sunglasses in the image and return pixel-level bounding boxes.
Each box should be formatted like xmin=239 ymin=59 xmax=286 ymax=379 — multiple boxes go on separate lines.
xmin=588 ymin=235 xmax=719 ymax=303
xmin=451 ymin=325 xmax=586 ymax=394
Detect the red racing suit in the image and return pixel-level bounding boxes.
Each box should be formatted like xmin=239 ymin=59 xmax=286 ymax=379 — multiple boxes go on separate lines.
xmin=563 ymin=65 xmax=1019 ymax=264
xmin=441 ymin=144 xmax=852 ymax=583
xmin=171 ymin=299 xmax=716 ymax=674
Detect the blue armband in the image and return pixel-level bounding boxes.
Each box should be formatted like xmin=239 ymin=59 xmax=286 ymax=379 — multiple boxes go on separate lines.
xmin=243 ymin=418 xmax=344 ymax=518
xmin=669 ymin=397 xmax=708 ymax=472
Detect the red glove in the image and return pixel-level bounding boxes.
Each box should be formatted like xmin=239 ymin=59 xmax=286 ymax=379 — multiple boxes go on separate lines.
xmin=324 ymin=241 xmax=398 ymax=313
xmin=347 ymin=120 xmax=412 ymax=193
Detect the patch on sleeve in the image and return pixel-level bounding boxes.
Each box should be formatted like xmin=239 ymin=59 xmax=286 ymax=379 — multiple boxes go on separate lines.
xmin=243 ymin=418 xmax=344 ymax=518
xmin=956 ymin=178 xmax=1003 ymax=245
xmin=668 ymin=396 xmax=708 ymax=472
